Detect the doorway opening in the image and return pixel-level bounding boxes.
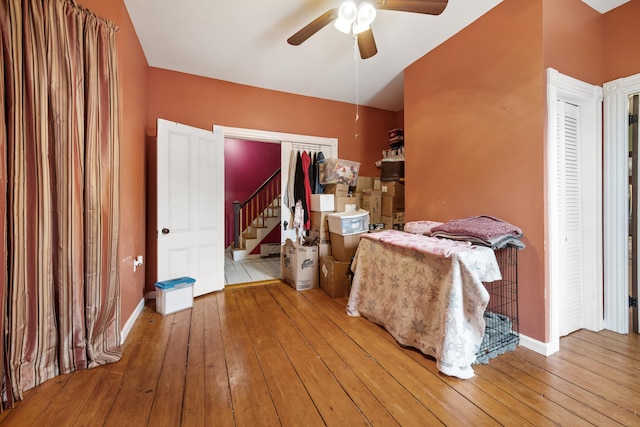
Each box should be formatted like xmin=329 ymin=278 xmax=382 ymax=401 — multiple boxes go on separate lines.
xmin=213 ymin=125 xmax=338 ymax=287
xmin=629 ymin=94 xmax=639 ymax=333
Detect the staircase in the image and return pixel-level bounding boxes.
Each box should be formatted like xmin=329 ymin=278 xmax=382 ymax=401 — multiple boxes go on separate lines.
xmin=232 ymin=169 xmax=281 ymax=261
xmin=233 ymin=198 xmax=281 ymax=261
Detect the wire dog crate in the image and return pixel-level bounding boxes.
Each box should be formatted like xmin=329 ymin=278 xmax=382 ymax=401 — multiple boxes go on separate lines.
xmin=475 ymin=245 xmax=520 ymax=363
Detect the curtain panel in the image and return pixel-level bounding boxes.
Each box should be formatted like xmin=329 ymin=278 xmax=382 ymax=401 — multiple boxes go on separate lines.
xmin=0 ymin=0 xmax=121 ymax=405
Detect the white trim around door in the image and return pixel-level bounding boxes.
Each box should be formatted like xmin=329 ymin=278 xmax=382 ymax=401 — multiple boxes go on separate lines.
xmin=546 ymin=68 xmax=603 ymax=354
xmin=603 ymin=73 xmax=640 ymax=334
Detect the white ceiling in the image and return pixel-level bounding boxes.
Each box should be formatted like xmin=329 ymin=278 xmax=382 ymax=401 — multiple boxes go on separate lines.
xmin=123 ymin=0 xmax=626 ymax=112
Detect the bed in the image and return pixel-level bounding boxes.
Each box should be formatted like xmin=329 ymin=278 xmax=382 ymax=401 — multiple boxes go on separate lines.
xmin=346 ymin=230 xmax=502 ymax=379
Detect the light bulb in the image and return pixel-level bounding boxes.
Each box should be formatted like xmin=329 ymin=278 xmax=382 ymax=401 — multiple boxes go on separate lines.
xmin=357 ymin=2 xmax=376 ymax=26
xmin=338 ymin=1 xmax=357 ymax=23
xmin=334 ymin=17 xmax=353 ymax=34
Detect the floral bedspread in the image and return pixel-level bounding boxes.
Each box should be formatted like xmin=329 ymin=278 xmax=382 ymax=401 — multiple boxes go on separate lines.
xmin=346 ymin=230 xmax=502 ymax=379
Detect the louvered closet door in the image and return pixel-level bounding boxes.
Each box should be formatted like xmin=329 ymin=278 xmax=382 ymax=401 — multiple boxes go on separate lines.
xmin=557 ymin=100 xmax=585 ymax=336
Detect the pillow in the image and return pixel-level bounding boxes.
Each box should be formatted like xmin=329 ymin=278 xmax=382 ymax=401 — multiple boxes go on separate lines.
xmin=403 ymin=220 xmax=443 ymax=236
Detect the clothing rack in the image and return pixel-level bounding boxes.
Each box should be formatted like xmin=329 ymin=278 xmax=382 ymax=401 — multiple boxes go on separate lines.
xmin=291 ymin=143 xmax=322 ymax=154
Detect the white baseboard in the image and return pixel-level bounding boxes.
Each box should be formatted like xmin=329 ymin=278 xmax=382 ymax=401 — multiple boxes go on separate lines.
xmin=519 ymin=333 xmax=558 ymax=356
xmin=121 ymin=297 xmax=145 ymax=345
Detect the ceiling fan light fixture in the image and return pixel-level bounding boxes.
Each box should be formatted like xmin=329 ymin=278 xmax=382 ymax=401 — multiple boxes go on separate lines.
xmin=337 ymin=1 xmax=358 ymax=23
xmin=334 ymin=17 xmax=353 ymax=34
xmin=356 ymin=2 xmax=376 ymax=26
xmin=352 ymin=22 xmax=370 ymax=35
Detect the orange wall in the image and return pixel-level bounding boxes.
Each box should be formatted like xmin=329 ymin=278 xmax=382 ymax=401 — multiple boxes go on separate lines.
xmin=144 ymin=69 xmax=396 ymax=290
xmin=404 ymin=0 xmax=614 ymax=343
xmin=145 ymin=68 xmax=395 ymax=177
xmin=80 ymin=0 xmax=149 ymax=323
xmin=404 ymin=0 xmax=547 ymax=341
xmin=604 ymin=0 xmax=640 ymax=82
xmin=543 ymin=0 xmax=605 ymax=85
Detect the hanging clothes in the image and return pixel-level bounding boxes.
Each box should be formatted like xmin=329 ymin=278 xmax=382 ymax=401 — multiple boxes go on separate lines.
xmin=283 ymin=148 xmax=297 ymax=209
xmin=293 ymin=200 xmax=305 ymax=242
xmin=309 ymin=152 xmax=317 ymax=194
xmin=301 ymin=151 xmax=313 ymax=229
xmin=314 ymin=151 xmax=325 ymax=194
xmin=293 ymin=151 xmax=307 ymax=224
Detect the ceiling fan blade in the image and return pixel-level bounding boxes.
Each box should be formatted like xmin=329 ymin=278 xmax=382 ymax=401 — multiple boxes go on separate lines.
xmin=287 ymin=8 xmax=339 ymax=46
xmin=358 ymin=28 xmax=378 ymax=60
xmin=375 ymin=0 xmax=448 ymax=15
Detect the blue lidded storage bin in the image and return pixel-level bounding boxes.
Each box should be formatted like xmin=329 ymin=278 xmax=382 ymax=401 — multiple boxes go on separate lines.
xmin=154 ymin=276 xmax=195 ymax=315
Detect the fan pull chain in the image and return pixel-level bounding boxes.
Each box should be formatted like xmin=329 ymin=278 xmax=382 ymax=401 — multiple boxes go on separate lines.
xmin=354 ymin=33 xmax=360 ymax=142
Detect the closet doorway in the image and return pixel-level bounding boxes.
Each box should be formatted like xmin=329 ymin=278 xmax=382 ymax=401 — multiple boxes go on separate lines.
xmin=628 ymin=94 xmax=639 ymax=333
xmin=603 ymin=73 xmax=640 ymax=335
xmin=213 ymin=125 xmax=338 ymax=286
xmin=546 ymin=68 xmax=604 ymax=354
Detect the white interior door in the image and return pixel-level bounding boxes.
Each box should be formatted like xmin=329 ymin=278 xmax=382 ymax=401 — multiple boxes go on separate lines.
xmin=547 ymin=68 xmax=603 ymax=354
xmin=157 ymin=119 xmax=224 ymax=296
xmin=280 ymin=141 xmax=337 ymax=244
xmin=556 ymin=100 xmax=585 ymax=336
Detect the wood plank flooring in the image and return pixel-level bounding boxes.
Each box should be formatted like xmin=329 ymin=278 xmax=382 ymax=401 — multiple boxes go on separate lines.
xmin=1 ymin=282 xmax=639 ymax=426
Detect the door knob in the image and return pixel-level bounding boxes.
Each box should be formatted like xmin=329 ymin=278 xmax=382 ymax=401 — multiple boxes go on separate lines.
xmin=161 ymin=228 xmax=170 ymax=235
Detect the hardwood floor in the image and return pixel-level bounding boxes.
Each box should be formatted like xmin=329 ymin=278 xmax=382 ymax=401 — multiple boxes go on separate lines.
xmin=1 ymin=282 xmax=639 ymax=426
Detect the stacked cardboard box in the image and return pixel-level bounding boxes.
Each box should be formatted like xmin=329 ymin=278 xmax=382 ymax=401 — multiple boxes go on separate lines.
xmin=324 ymin=183 xmax=359 ymax=212
xmin=362 ymin=189 xmax=381 ymax=224
xmin=376 ymin=178 xmax=405 ymax=230
xmin=282 ymin=239 xmax=319 ymax=291
xmin=319 ymin=256 xmax=352 ymax=298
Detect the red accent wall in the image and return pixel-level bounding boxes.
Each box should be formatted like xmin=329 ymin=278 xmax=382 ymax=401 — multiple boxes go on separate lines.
xmin=224 ymin=139 xmax=281 ymax=248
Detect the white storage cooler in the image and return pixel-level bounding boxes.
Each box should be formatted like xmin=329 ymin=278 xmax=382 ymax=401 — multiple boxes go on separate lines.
xmin=154 ymin=276 xmax=195 ymax=315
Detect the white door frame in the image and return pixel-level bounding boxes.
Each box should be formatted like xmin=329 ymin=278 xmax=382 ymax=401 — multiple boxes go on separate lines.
xmin=603 ymin=73 xmax=640 ymax=334
xmin=213 ymin=125 xmax=338 ymax=278
xmin=546 ymin=68 xmax=603 ymax=354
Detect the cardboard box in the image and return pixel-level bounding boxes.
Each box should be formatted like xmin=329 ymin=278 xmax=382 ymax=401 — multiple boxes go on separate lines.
xmin=309 ymin=226 xmax=330 ymax=244
xmin=310 ymin=194 xmax=335 ymax=212
xmin=328 ymin=209 xmax=370 ymax=235
xmin=282 ymin=239 xmax=319 ymax=291
xmin=353 ymin=176 xmax=374 ymax=193
xmin=381 ymin=213 xmax=406 ymax=230
xmin=318 ymin=242 xmax=332 ymax=258
xmin=320 ymin=256 xmax=352 ymax=298
xmin=323 ymin=183 xmax=349 ymax=195
xmin=381 ymin=195 xmax=405 ymax=216
xmin=330 ymin=232 xmax=364 ymax=262
xmin=155 ymin=277 xmax=195 ymax=316
xmin=335 ymin=196 xmax=358 ymax=213
xmin=380 ymin=181 xmax=405 ymax=197
xmin=310 ymin=211 xmax=332 ymax=232
xmin=362 ymin=189 xmax=382 ymax=224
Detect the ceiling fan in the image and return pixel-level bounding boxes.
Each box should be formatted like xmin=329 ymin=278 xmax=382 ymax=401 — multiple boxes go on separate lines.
xmin=287 ymin=0 xmax=449 ymax=60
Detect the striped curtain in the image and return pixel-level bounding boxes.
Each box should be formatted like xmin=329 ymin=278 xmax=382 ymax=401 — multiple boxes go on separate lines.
xmin=0 ymin=0 xmax=121 ymax=406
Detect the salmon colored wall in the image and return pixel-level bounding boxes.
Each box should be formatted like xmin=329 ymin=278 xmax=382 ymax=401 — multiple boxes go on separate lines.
xmin=80 ymin=0 xmax=149 ymax=324
xmin=144 ymin=69 xmax=396 ymax=291
xmin=604 ymin=0 xmax=640 ymax=81
xmin=404 ymin=0 xmax=547 ymax=341
xmin=145 ymin=68 xmax=395 ymax=177
xmin=542 ymin=0 xmax=605 ymax=86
